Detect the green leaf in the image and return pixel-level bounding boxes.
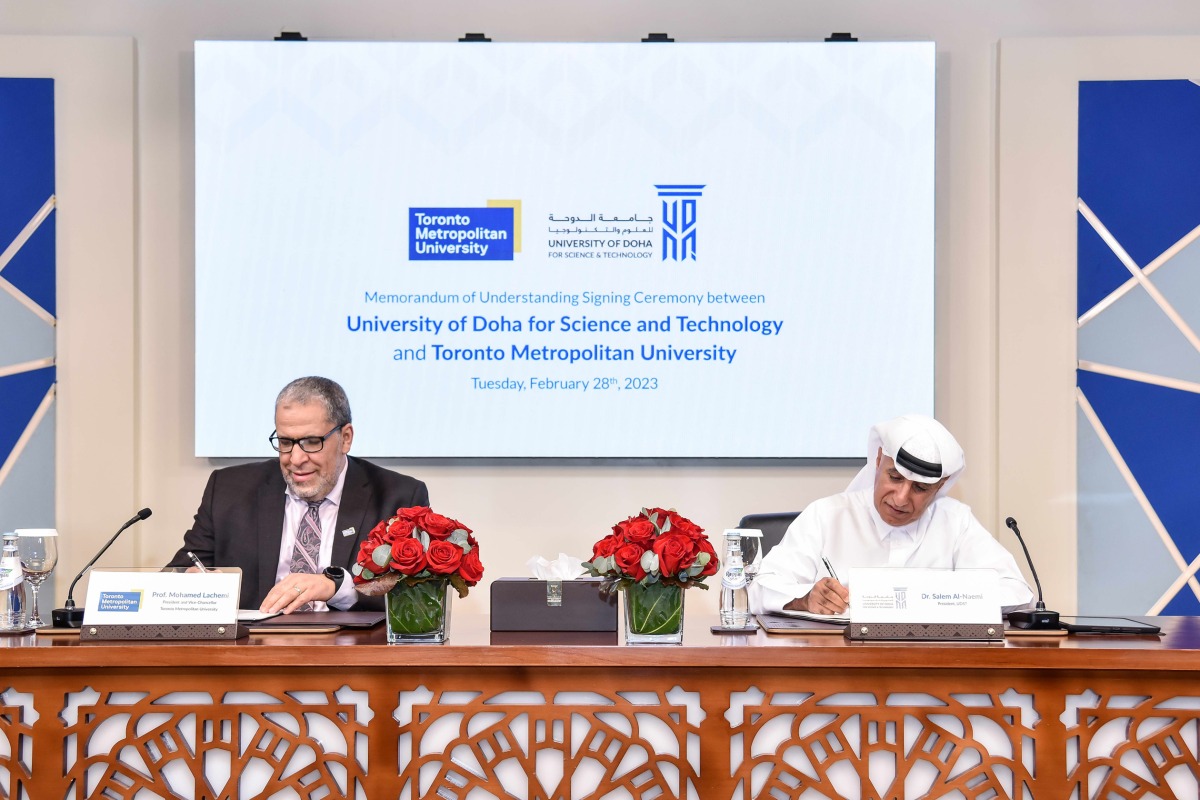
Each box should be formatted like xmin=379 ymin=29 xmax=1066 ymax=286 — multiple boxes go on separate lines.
xmin=624 ymin=582 xmax=683 ymax=636
xmin=449 ymin=573 xmax=470 ymax=598
xmin=385 ymin=579 xmax=448 ymax=634
xmin=449 ymin=530 xmax=471 ymax=548
xmin=372 ymin=544 xmax=392 ymax=568
xmin=416 ymin=530 xmax=430 ymax=549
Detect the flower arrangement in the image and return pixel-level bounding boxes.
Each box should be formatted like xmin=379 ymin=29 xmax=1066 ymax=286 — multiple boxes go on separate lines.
xmin=352 ymin=506 xmax=483 ymax=598
xmin=583 ymin=507 xmax=718 ymax=591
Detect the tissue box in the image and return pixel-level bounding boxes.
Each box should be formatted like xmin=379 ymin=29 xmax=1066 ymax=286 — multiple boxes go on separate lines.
xmin=490 ymin=578 xmax=617 ymax=644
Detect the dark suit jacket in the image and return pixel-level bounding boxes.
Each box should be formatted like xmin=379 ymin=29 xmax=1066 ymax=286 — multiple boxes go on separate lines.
xmin=168 ymin=456 xmax=428 ymax=610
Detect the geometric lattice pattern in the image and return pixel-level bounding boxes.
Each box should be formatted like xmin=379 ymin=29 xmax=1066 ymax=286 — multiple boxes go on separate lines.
xmin=1076 ymin=79 xmax=1200 ymax=615
xmin=395 ymin=685 xmax=703 ymax=800
xmin=62 ymin=687 xmax=369 ymax=799
xmin=0 ymin=690 xmax=35 ymax=799
xmin=0 ymin=76 xmax=57 ymax=535
xmin=728 ymin=687 xmax=1037 ymax=799
xmin=1065 ymin=690 xmax=1200 ymax=799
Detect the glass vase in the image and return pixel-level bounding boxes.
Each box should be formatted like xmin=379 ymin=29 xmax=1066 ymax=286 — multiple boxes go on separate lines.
xmin=623 ymin=582 xmax=685 ymax=645
xmin=386 ymin=578 xmax=451 ymax=644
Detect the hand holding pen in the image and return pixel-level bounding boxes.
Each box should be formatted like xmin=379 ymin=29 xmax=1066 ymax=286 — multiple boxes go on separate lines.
xmin=807 ymin=556 xmax=849 ymax=614
xmin=186 ymin=551 xmax=210 ymax=573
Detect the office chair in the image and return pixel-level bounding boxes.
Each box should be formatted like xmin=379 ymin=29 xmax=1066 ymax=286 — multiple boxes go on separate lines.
xmin=735 ymin=511 xmax=800 ymax=557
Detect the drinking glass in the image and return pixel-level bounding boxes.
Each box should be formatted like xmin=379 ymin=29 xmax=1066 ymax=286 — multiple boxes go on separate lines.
xmin=17 ymin=529 xmax=58 ymax=628
xmin=739 ymin=529 xmax=764 ymax=582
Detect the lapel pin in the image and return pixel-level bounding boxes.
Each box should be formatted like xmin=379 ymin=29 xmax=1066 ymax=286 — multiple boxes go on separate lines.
xmin=341 ymin=527 xmax=356 ymax=537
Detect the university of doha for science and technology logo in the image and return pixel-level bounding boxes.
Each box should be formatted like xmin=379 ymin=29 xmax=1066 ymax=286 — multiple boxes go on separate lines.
xmin=407 ymin=188 xmax=707 ymax=262
xmin=656 ymin=184 xmax=705 ymax=261
xmin=409 ymin=200 xmax=521 ymax=261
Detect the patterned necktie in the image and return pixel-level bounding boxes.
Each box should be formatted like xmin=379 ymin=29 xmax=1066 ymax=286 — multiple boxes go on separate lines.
xmin=289 ymin=501 xmax=323 ymax=610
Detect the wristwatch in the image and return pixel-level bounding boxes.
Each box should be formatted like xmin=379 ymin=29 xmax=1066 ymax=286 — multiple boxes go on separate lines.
xmin=323 ymin=566 xmax=346 ymax=591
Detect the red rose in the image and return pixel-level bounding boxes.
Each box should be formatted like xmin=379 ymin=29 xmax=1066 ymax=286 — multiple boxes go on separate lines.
xmin=591 ymin=532 xmax=623 ymax=560
xmin=358 ymin=520 xmax=388 ymax=561
xmin=694 ymin=536 xmax=719 ymax=577
xmin=355 ymin=547 xmax=377 ymax=573
xmin=613 ymin=543 xmax=647 ymax=581
xmin=394 ymin=506 xmax=427 ymax=522
xmin=387 ymin=517 xmax=416 ymax=539
xmin=390 ymin=537 xmax=427 ymax=575
xmin=623 ymin=517 xmax=657 ymax=547
xmin=653 ymin=532 xmax=697 ymax=578
xmin=458 ymin=546 xmax=484 ymax=584
xmin=668 ymin=513 xmax=705 ymax=540
xmin=419 ymin=510 xmax=463 ymax=540
xmin=426 ymin=540 xmax=463 ymax=575
xmin=366 ymin=519 xmax=388 ymax=543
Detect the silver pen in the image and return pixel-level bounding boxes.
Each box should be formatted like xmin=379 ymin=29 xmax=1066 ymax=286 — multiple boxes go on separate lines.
xmin=186 ymin=551 xmax=210 ymax=573
xmin=821 ymin=556 xmax=840 ymax=584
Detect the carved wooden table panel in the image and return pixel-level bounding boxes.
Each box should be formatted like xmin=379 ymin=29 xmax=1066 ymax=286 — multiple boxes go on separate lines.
xmin=0 ymin=615 xmax=1196 ymax=799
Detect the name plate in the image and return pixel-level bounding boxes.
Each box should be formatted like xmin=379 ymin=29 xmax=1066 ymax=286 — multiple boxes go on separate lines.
xmin=847 ymin=567 xmax=1003 ymax=642
xmin=81 ymin=569 xmax=244 ymax=639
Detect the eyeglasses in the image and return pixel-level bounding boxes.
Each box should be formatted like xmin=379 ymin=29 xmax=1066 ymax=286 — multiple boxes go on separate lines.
xmin=269 ymin=425 xmax=343 ymax=454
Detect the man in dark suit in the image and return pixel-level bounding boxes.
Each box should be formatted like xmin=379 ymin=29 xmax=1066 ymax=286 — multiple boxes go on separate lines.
xmin=168 ymin=376 xmax=427 ymax=612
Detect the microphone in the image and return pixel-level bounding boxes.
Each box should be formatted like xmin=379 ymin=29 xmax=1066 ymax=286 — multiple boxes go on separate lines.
xmin=52 ymin=508 xmax=152 ymax=628
xmin=1004 ymin=516 xmax=1060 ymax=629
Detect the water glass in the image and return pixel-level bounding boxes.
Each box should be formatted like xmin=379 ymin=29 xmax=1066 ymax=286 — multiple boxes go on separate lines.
xmin=17 ymin=529 xmax=58 ymax=628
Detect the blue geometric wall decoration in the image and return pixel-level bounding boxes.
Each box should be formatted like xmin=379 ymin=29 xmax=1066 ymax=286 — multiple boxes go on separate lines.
xmin=0 ymin=78 xmax=54 ymax=249
xmin=1077 ymin=207 xmax=1135 ymax=319
xmin=1078 ymin=79 xmax=1200 ymax=615
xmin=1075 ymin=405 xmax=1181 ymax=615
xmin=1078 ymin=80 xmax=1200 ymax=271
xmin=0 ymin=77 xmax=56 ymax=536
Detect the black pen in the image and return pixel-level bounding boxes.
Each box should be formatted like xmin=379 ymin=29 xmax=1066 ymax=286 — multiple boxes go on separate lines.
xmin=821 ymin=556 xmax=840 ymax=584
xmin=187 ymin=551 xmax=210 ymax=573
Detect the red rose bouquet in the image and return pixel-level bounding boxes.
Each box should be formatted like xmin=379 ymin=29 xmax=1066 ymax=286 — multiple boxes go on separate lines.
xmin=584 ymin=507 xmax=718 ymax=591
xmin=352 ymin=506 xmax=483 ymax=599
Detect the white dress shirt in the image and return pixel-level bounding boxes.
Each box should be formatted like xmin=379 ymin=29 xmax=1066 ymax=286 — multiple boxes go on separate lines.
xmin=750 ymin=489 xmax=1034 ymax=613
xmin=276 ymin=463 xmax=358 ymax=610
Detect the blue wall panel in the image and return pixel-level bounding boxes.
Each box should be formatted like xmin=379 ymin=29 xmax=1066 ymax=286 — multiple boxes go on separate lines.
xmin=1078 ymin=79 xmax=1200 ymax=614
xmin=0 ymin=77 xmax=56 ymax=539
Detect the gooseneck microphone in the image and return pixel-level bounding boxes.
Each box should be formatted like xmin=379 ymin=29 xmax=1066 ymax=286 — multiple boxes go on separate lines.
xmin=1004 ymin=516 xmax=1060 ymax=629
xmin=52 ymin=508 xmax=153 ymax=628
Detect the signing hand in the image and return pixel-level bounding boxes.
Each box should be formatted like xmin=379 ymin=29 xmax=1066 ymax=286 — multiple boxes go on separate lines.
xmin=795 ymin=577 xmax=849 ymax=615
xmin=261 ymin=572 xmax=336 ymax=614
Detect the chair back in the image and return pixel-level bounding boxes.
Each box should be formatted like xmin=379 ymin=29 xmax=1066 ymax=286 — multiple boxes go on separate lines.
xmin=735 ymin=511 xmax=800 ymax=557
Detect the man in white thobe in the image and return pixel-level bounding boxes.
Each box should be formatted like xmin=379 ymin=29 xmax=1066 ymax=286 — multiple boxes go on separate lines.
xmin=751 ymin=415 xmax=1034 ymax=615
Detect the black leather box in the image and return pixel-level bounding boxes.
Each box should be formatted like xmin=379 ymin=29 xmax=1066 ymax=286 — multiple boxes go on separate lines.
xmin=490 ymin=578 xmax=617 ymax=644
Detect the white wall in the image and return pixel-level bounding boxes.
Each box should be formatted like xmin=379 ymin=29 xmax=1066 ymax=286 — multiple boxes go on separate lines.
xmin=7 ymin=1 xmax=1200 ymax=615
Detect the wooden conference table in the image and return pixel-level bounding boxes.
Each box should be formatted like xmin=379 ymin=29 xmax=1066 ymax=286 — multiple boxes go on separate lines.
xmin=0 ymin=613 xmax=1195 ymax=799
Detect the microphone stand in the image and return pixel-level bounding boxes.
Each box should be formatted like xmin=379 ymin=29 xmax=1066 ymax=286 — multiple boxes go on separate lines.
xmin=52 ymin=508 xmax=152 ymax=628
xmin=1005 ymin=516 xmax=1060 ymax=629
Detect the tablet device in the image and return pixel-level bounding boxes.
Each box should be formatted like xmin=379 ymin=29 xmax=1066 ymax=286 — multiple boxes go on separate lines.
xmin=1058 ymin=616 xmax=1160 ymax=635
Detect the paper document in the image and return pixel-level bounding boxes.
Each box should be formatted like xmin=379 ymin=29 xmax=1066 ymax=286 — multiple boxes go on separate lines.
xmin=772 ymin=608 xmax=850 ymax=625
xmin=237 ymin=609 xmax=282 ymax=622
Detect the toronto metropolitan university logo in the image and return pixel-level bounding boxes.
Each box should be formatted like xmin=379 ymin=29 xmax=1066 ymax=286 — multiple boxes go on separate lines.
xmin=655 ymin=184 xmax=705 ymax=261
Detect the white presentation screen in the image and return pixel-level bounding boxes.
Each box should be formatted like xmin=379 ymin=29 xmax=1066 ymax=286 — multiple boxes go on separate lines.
xmin=195 ymin=41 xmax=934 ymax=458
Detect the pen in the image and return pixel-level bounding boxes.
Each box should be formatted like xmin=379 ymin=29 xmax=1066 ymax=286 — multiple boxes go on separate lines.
xmin=821 ymin=557 xmax=840 ymax=584
xmin=187 ymin=551 xmax=210 ymax=573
